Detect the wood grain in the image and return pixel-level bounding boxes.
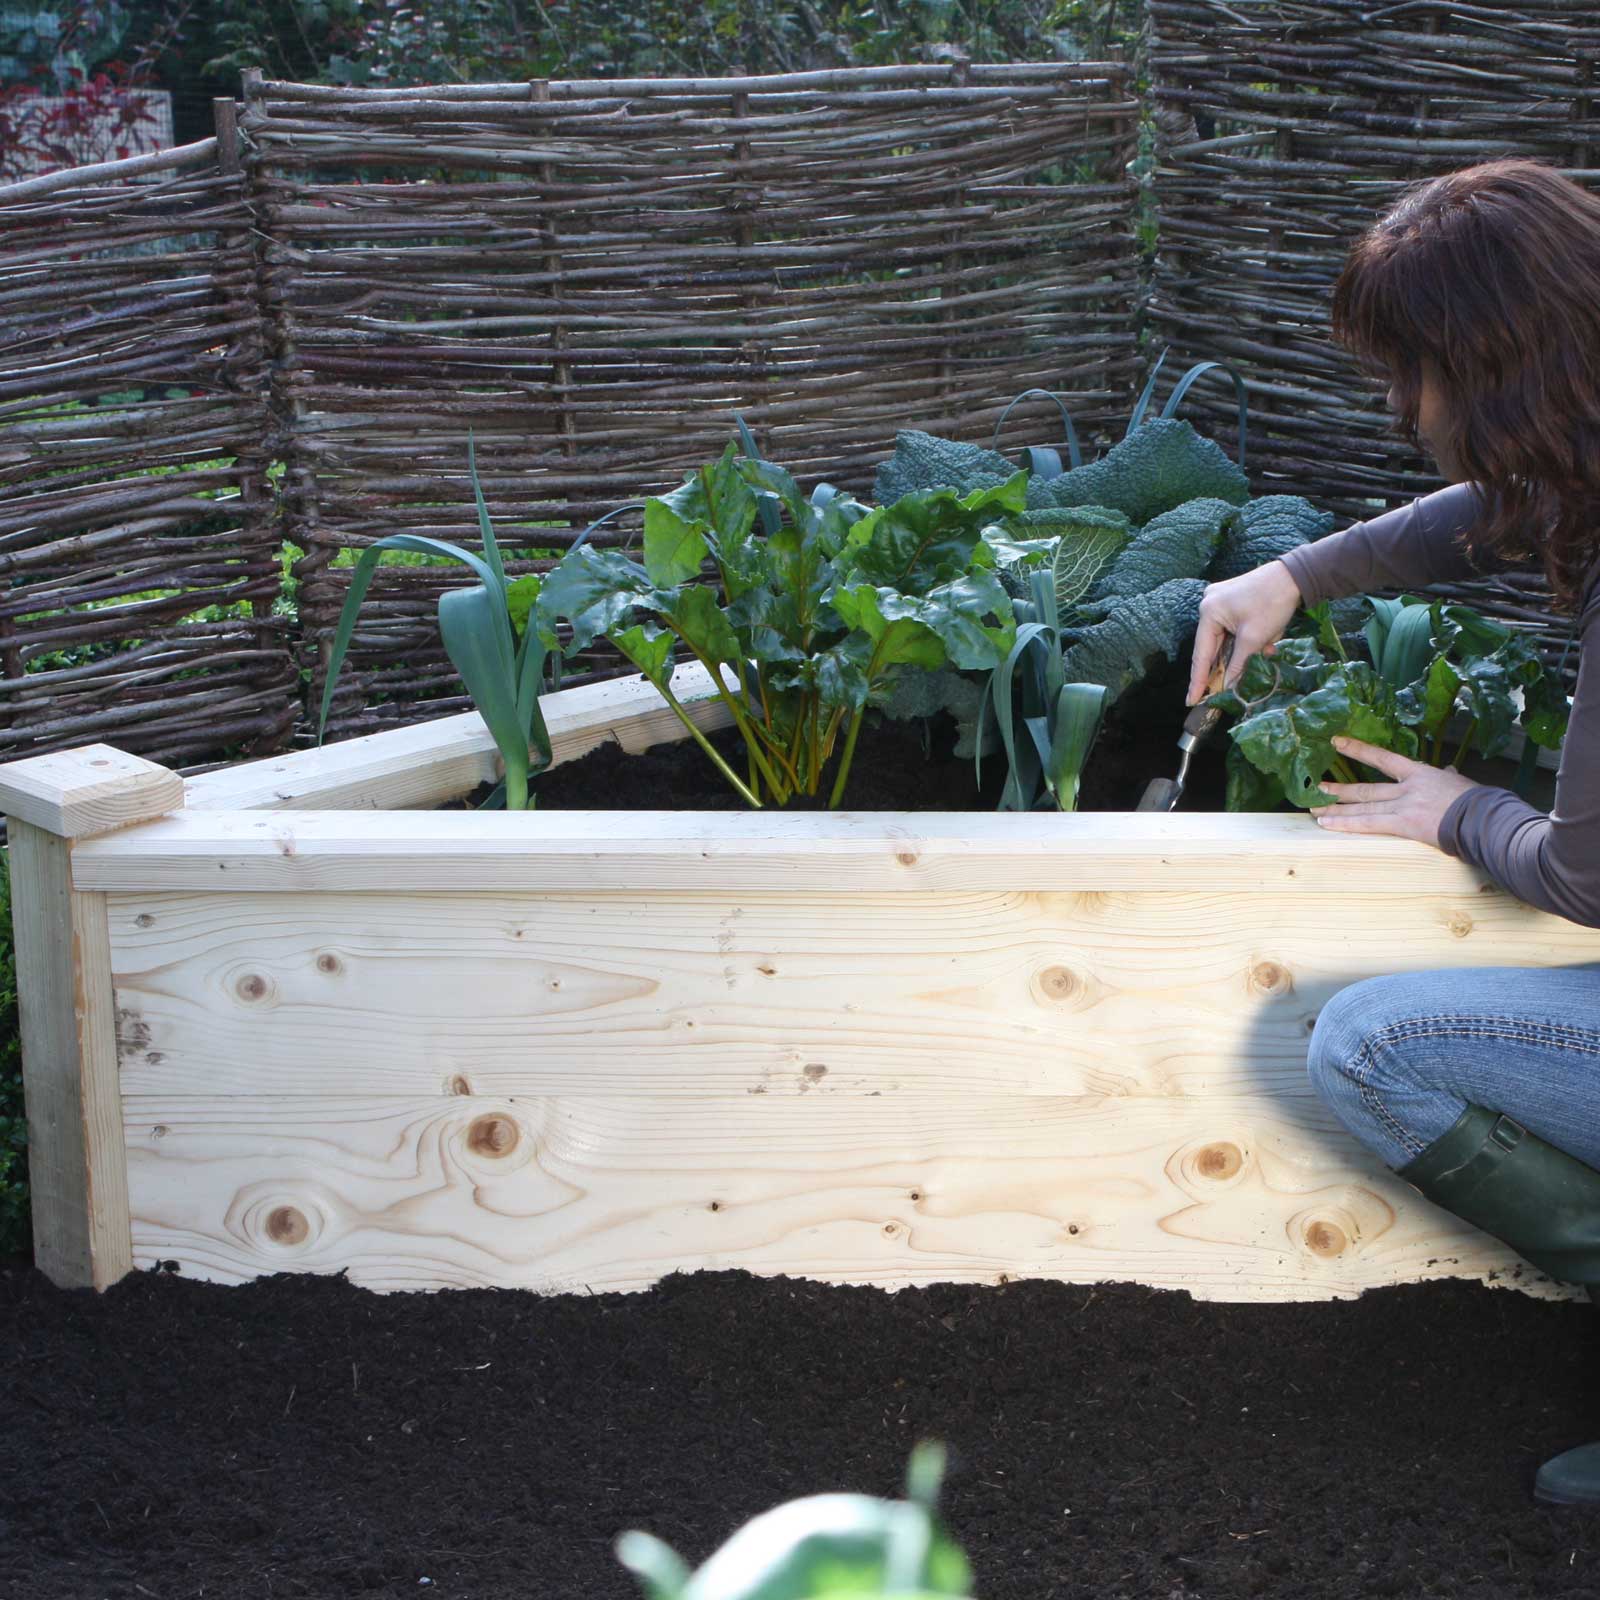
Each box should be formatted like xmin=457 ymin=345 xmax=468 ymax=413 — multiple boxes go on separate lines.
xmin=121 ymin=1092 xmax=1572 ymax=1300
xmin=104 ymin=886 xmax=1595 ymax=1099
xmin=0 ymin=744 xmax=184 ymax=839
xmin=72 ymin=809 xmax=1551 ymax=895
xmin=9 ymin=821 xmax=131 ymax=1287
xmin=182 ymin=662 xmax=734 ymax=813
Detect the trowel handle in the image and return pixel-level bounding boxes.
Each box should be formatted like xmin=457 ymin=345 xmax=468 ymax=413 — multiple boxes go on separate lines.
xmin=1181 ymin=636 xmax=1235 ymax=742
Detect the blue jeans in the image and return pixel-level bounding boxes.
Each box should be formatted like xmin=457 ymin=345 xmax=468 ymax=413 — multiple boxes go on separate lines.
xmin=1307 ymin=964 xmax=1600 ymax=1172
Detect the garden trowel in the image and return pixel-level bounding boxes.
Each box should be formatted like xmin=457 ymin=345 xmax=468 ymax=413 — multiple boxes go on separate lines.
xmin=1135 ymin=637 xmax=1234 ymax=812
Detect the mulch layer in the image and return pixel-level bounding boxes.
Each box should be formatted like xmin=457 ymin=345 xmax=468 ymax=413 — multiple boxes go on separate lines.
xmin=2 ymin=1264 xmax=1596 ymax=1600
xmin=8 ymin=661 xmax=1584 ymax=1598
xmin=531 ymin=656 xmax=1231 ymax=815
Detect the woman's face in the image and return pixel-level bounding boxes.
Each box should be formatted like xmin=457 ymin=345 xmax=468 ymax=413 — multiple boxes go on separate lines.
xmin=1389 ymin=361 xmax=1463 ymax=482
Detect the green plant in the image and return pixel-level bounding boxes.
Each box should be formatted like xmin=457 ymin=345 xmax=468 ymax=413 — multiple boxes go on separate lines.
xmin=319 ymin=441 xmax=580 ymax=810
xmin=873 ymin=362 xmax=1339 ymax=806
xmin=539 ymin=438 xmax=1022 ymax=809
xmin=1211 ymin=595 xmax=1572 ymax=810
xmin=0 ymin=848 xmax=27 ymax=1259
xmin=977 ymin=558 xmax=1108 ymax=811
xmin=616 ymin=1441 xmax=972 ymax=1600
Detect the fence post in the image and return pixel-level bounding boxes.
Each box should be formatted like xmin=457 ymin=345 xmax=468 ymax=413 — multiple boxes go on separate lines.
xmin=0 ymin=746 xmax=184 ymax=1288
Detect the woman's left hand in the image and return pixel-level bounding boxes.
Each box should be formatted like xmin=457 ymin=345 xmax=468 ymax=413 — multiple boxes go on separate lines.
xmin=1309 ymin=734 xmax=1482 ymax=847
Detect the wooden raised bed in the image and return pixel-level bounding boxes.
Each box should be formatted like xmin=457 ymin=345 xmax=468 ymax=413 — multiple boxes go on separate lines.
xmin=5 ymin=663 xmax=1595 ymax=1301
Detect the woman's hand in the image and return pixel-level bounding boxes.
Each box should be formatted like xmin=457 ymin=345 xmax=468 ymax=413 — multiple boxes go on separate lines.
xmin=1187 ymin=559 xmax=1305 ymax=705
xmin=1310 ymin=735 xmax=1482 ymax=846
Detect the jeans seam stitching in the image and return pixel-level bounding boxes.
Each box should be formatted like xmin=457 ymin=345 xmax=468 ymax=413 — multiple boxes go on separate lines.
xmin=1350 ymin=1032 xmax=1428 ymax=1157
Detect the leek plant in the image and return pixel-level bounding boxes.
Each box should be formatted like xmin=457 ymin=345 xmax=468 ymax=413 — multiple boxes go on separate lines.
xmin=318 ymin=440 xmax=604 ymax=810
xmin=979 ymin=561 xmax=1107 ymax=811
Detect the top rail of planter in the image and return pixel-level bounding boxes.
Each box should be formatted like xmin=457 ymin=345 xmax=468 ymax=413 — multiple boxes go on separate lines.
xmin=0 ymin=660 xmax=1524 ymax=900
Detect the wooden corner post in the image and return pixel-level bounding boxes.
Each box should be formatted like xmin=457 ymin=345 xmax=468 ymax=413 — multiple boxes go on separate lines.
xmin=0 ymin=746 xmax=185 ymax=1289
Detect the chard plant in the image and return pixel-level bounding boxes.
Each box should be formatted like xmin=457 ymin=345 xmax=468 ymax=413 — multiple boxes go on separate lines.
xmin=1210 ymin=594 xmax=1572 ymax=810
xmin=538 ymin=439 xmax=1022 ymax=808
xmin=616 ymin=1441 xmax=972 ymax=1600
xmin=318 ymin=440 xmax=600 ymax=810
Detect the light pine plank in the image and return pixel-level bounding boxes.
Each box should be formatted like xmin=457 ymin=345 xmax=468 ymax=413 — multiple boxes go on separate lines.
xmin=0 ymin=744 xmax=183 ymax=839
xmin=73 ymin=808 xmax=1535 ymax=895
xmin=104 ymin=886 xmax=1591 ymax=1099
xmin=121 ymin=1093 xmax=1571 ymax=1300
xmin=182 ymin=663 xmax=734 ymax=812
xmin=10 ymin=822 xmax=132 ymax=1288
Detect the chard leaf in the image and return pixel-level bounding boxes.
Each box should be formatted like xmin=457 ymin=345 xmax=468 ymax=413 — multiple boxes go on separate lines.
xmin=1421 ymin=654 xmax=1463 ymax=739
xmin=842 ymin=476 xmax=1027 ymax=591
xmin=1026 ymin=418 xmax=1248 ymax=524
xmin=1208 ymin=495 xmax=1335 ymax=582
xmin=873 ymin=430 xmax=1019 ymax=503
xmin=1456 ymin=655 xmax=1517 ymax=755
xmin=1436 ymin=603 xmax=1510 ymax=662
xmin=1522 ymin=662 xmax=1572 ymax=748
xmin=642 ymin=499 xmax=709 ymax=588
xmin=659 ymin=442 xmax=760 ymax=541
xmin=665 ymin=582 xmax=742 ymax=668
xmin=737 ymin=457 xmax=810 ymax=527
xmin=1062 ymin=576 xmax=1206 ymax=706
xmin=829 ymin=584 xmax=945 ymax=672
xmin=612 ymin=622 xmax=676 ymax=687
xmin=921 ymin=581 xmax=1015 ymax=670
xmin=1230 ymin=663 xmax=1418 ymax=808
xmin=1225 ymin=740 xmax=1287 ymax=811
xmin=1090 ymin=498 xmax=1237 ymax=605
xmin=539 ymin=544 xmax=655 ymax=651
xmin=815 ymin=643 xmax=872 ymax=711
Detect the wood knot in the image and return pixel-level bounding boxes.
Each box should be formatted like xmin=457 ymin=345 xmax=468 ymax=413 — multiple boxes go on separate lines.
xmin=235 ymin=973 xmax=271 ymax=1003
xmin=1303 ymin=1218 xmax=1349 ymax=1258
xmin=135 ymin=913 xmax=155 ymax=929
xmin=466 ymin=1115 xmax=518 ymax=1158
xmin=1248 ymin=960 xmax=1292 ymax=996
xmin=1038 ymin=965 xmax=1077 ymax=1000
xmin=802 ymin=1062 xmax=827 ymax=1084
xmin=756 ymin=962 xmax=777 ymax=977
xmin=448 ymin=1074 xmax=472 ymax=1097
xmin=1444 ymin=910 xmax=1473 ymax=939
xmin=896 ymin=851 xmax=918 ymax=867
xmin=1196 ymin=1142 xmax=1243 ymax=1181
xmin=883 ymin=1222 xmax=898 ymax=1236
xmin=265 ymin=1205 xmax=309 ymax=1246
xmin=315 ymin=952 xmax=343 ymax=975
xmin=1066 ymin=1223 xmax=1081 ymax=1236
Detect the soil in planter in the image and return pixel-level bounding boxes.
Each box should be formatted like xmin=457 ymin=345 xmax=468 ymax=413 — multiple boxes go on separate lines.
xmin=533 ymin=656 xmax=1231 ymax=813
xmin=3 ymin=1262 xmax=1596 ymax=1600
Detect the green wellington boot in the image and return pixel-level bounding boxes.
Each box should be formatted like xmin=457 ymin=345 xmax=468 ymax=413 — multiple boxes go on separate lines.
xmin=1398 ymin=1105 xmax=1600 ymax=1508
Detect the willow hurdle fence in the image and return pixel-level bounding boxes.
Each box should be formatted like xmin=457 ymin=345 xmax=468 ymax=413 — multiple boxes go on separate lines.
xmin=7 ymin=28 xmax=1600 ymax=769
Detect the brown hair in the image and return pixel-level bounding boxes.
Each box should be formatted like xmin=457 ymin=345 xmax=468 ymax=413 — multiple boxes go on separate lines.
xmin=1332 ymin=158 xmax=1600 ymax=614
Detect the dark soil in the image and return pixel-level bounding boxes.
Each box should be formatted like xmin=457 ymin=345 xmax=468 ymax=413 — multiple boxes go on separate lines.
xmin=3 ymin=1263 xmax=1596 ymax=1600
xmin=532 ymin=657 xmax=1231 ymax=814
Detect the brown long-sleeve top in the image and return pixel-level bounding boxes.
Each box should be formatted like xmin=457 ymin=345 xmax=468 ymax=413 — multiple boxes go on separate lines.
xmin=1275 ymin=482 xmax=1600 ymax=929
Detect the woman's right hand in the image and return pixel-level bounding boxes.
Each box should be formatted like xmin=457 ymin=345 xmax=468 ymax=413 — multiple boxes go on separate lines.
xmin=1186 ymin=559 xmax=1305 ymax=705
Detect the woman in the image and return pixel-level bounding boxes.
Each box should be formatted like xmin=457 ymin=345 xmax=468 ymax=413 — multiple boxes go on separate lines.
xmin=1188 ymin=159 xmax=1600 ymax=1508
